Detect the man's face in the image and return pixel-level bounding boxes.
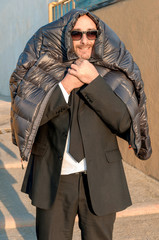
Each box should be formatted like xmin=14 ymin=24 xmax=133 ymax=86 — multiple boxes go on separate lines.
xmin=72 ymin=15 xmax=97 ymax=60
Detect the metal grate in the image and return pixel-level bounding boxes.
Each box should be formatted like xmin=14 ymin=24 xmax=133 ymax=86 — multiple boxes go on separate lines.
xmin=48 ymin=0 xmax=75 ymax=22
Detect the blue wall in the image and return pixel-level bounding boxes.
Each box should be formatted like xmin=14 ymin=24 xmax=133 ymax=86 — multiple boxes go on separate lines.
xmin=0 ymin=0 xmax=52 ymax=96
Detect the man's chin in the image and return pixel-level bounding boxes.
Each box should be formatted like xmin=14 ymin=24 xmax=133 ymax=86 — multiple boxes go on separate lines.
xmin=77 ymin=52 xmax=91 ymax=60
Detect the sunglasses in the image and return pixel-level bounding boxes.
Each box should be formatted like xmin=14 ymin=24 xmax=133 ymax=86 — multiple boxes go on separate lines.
xmin=71 ymin=30 xmax=98 ymax=41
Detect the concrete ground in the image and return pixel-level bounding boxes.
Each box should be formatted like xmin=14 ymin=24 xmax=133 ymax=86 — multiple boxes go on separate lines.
xmin=0 ymin=96 xmax=159 ymax=240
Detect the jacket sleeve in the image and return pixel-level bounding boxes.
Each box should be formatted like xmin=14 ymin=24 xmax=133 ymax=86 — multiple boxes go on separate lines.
xmin=10 ymin=28 xmax=43 ymax=101
xmin=9 ymin=28 xmax=43 ymax=145
xmin=99 ymin=20 xmax=152 ymax=159
xmin=80 ymin=75 xmax=131 ymax=135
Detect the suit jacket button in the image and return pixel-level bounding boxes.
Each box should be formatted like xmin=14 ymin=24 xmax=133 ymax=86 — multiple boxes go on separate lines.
xmin=59 ymin=156 xmax=63 ymax=161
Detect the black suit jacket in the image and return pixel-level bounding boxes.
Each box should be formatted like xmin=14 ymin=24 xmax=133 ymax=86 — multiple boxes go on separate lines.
xmin=22 ymin=75 xmax=132 ymax=216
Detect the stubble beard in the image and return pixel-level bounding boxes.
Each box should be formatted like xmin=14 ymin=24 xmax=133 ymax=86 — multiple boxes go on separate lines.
xmin=75 ymin=44 xmax=94 ymax=60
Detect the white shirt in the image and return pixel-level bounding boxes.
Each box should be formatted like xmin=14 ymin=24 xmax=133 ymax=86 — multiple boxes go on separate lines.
xmin=58 ymin=82 xmax=87 ymax=175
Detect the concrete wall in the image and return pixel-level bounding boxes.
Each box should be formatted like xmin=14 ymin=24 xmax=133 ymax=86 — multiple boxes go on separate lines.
xmin=93 ymin=0 xmax=159 ymax=180
xmin=0 ymin=0 xmax=52 ymax=96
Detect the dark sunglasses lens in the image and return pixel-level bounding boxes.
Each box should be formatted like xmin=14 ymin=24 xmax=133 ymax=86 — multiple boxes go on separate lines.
xmin=71 ymin=31 xmax=82 ymax=40
xmin=86 ymin=31 xmax=98 ymax=40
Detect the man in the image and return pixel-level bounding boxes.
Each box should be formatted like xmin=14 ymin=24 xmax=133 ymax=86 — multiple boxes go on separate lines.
xmin=10 ymin=9 xmax=152 ymax=240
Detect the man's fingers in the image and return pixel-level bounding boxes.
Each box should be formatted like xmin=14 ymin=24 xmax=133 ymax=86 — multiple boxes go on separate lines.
xmin=70 ymin=63 xmax=78 ymax=71
xmin=75 ymin=58 xmax=85 ymax=66
xmin=68 ymin=69 xmax=85 ymax=83
xmin=68 ymin=68 xmax=78 ymax=76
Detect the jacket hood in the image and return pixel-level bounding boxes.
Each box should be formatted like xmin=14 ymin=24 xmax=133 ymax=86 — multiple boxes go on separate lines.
xmin=63 ymin=9 xmax=104 ymax=61
xmin=41 ymin=8 xmax=122 ymax=64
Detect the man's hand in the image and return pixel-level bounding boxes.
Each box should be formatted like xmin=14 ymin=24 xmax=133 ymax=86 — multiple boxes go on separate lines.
xmin=68 ymin=59 xmax=99 ymax=84
xmin=61 ymin=72 xmax=84 ymax=94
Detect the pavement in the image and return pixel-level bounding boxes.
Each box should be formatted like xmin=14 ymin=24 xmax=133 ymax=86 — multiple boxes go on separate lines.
xmin=0 ymin=95 xmax=159 ymax=240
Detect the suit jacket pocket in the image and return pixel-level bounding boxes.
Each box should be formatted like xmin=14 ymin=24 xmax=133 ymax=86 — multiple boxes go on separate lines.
xmin=105 ymin=149 xmax=122 ymax=163
xmin=31 ymin=142 xmax=47 ymax=156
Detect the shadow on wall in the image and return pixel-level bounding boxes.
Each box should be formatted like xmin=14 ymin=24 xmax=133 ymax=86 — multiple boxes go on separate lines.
xmin=0 ymin=142 xmax=17 ymax=159
xmin=0 ymin=141 xmax=35 ymax=239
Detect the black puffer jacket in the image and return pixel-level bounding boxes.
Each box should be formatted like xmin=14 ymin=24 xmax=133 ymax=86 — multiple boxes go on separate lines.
xmin=10 ymin=9 xmax=152 ymax=161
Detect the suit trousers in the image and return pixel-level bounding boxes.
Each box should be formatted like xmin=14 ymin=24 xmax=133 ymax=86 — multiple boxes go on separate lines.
xmin=36 ymin=172 xmax=116 ymax=240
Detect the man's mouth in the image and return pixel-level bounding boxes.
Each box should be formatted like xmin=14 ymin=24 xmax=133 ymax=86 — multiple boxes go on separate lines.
xmin=74 ymin=44 xmax=93 ymax=59
xmin=78 ymin=46 xmax=91 ymax=50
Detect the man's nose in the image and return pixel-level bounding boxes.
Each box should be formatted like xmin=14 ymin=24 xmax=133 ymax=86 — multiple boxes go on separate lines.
xmin=81 ymin=33 xmax=88 ymax=44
